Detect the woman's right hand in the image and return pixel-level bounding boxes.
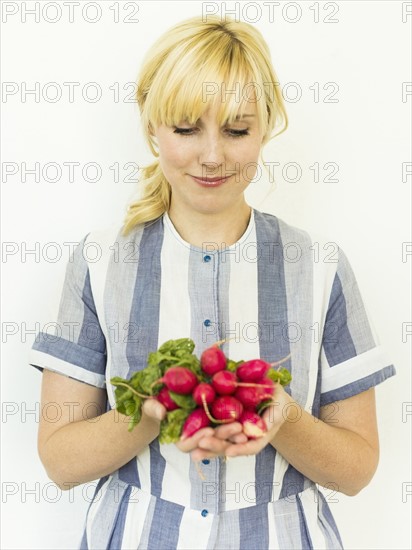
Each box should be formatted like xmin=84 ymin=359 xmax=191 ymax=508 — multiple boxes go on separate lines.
xmin=38 ymin=371 xmax=165 ymax=490
xmin=141 ymin=398 xmax=167 ymax=423
xmin=142 ymin=399 xmax=248 ymax=460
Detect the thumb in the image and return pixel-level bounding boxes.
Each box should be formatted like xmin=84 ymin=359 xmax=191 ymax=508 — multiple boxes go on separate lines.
xmin=142 ymin=398 xmax=166 ymax=421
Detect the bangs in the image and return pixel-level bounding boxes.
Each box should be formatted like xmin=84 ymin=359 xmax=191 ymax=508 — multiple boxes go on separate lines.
xmin=144 ymin=33 xmax=267 ymax=131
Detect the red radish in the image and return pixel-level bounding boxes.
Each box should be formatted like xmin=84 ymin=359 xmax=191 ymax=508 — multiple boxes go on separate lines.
xmin=212 ymin=371 xmax=237 ymax=395
xmin=193 ymin=383 xmax=216 ymax=406
xmin=234 ymin=386 xmax=264 ymax=409
xmin=156 ymin=387 xmax=179 ymax=411
xmin=181 ymin=408 xmax=210 ymax=439
xmin=200 ymin=345 xmax=227 ymax=375
xmin=236 ymin=359 xmax=270 ymax=382
xmin=258 ymin=377 xmax=275 ymax=400
xmin=156 ymin=367 xmax=198 ymax=394
xmin=240 ymin=410 xmax=267 ymax=439
xmin=211 ymin=396 xmax=243 ymax=421
xmin=211 ymin=371 xmax=275 ymax=401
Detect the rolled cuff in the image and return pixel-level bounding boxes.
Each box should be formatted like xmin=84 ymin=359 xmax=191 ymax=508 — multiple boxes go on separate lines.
xmin=320 ymin=345 xmax=396 ymax=405
xmin=29 ymin=342 xmax=106 ymax=388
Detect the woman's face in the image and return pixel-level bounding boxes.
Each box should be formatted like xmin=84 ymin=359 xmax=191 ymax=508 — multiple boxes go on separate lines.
xmin=152 ymin=100 xmax=264 ymax=217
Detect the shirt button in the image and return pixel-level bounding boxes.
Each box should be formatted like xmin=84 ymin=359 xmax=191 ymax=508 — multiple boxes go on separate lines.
xmin=202 ymin=459 xmax=210 ymax=465
xmin=204 ymin=319 xmax=211 ymax=327
xmin=203 ymin=255 xmax=211 ymax=262
xmin=201 ymin=509 xmax=209 ymax=517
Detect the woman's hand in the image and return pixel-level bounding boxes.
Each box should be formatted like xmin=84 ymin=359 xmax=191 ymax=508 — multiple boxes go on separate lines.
xmin=143 ymin=385 xmax=292 ymax=462
xmin=176 ymin=422 xmax=248 ymax=460
xmin=190 ymin=384 xmax=293 ymax=460
xmin=141 ymin=397 xmax=167 ymax=424
xmin=224 ymin=384 xmax=293 ymax=457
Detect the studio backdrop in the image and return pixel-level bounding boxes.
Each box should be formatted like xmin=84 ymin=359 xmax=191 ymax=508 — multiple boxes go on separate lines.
xmin=1 ymin=1 xmax=411 ymax=549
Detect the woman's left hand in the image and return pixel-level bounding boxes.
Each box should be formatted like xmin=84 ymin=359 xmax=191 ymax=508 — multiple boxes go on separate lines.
xmin=175 ymin=422 xmax=248 ymax=459
xmin=188 ymin=384 xmax=293 ymax=461
xmin=223 ymin=384 xmax=293 ymax=457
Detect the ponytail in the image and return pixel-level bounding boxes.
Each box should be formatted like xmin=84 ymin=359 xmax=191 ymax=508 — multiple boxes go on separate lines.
xmin=120 ymin=161 xmax=171 ymax=237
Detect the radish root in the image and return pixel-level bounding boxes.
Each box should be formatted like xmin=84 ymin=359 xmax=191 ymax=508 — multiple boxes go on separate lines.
xmin=201 ymin=395 xmax=232 ymax=424
xmin=213 ymin=337 xmax=235 ymax=348
xmin=270 ymin=353 xmax=292 ymax=368
xmin=114 ymin=382 xmax=152 ymax=400
xmin=195 ymin=461 xmax=206 ymax=481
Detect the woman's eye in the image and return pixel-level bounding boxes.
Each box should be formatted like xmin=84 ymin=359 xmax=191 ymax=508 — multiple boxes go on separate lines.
xmin=172 ymin=127 xmax=250 ymax=138
xmin=227 ymin=128 xmax=250 ymax=138
xmin=173 ymin=127 xmax=196 ymax=135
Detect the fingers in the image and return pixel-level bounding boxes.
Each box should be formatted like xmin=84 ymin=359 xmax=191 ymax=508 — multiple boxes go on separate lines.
xmin=142 ymin=398 xmax=167 ymax=421
xmin=213 ymin=422 xmax=248 ymax=444
xmin=176 ymin=417 xmax=269 ymax=459
xmin=228 ymin=432 xmax=248 ymax=444
xmin=176 ymin=427 xmax=215 ymax=452
xmin=213 ymin=422 xmax=243 ymax=440
xmin=196 ymin=434 xmax=233 ymax=455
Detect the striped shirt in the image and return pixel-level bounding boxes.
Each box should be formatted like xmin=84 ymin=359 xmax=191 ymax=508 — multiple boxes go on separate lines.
xmin=29 ymin=208 xmax=395 ymax=550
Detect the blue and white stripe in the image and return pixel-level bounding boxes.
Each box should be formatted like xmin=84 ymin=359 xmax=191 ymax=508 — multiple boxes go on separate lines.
xmin=29 ymin=208 xmax=395 ymax=549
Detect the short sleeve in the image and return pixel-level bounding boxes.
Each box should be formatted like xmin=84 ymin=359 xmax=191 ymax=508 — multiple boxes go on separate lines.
xmin=29 ymin=234 xmax=107 ymax=388
xmin=320 ymin=248 xmax=395 ymax=405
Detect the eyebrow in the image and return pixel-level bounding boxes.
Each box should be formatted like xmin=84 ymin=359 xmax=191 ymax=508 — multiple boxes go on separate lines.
xmin=235 ymin=114 xmax=256 ymax=119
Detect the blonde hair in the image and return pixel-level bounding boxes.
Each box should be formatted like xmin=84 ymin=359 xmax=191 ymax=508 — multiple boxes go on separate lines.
xmin=121 ymin=15 xmax=288 ymax=237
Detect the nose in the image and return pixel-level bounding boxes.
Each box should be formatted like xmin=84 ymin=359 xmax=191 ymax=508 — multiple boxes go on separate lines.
xmin=198 ymin=131 xmax=226 ymax=174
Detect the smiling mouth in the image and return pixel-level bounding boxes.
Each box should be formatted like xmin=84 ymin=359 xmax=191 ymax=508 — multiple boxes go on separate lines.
xmin=190 ymin=174 xmax=231 ymax=186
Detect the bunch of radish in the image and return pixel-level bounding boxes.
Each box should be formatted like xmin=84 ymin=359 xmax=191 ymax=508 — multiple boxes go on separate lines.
xmin=153 ymin=344 xmax=291 ymax=441
xmin=111 ymin=338 xmax=291 ymax=443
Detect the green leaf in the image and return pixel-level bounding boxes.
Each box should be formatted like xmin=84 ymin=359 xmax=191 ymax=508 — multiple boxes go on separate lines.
xmin=279 ymin=367 xmax=292 ymax=386
xmin=111 ymin=374 xmax=144 ymax=396
xmin=158 ymin=338 xmax=195 ymax=356
xmin=111 ymin=376 xmax=145 ymax=427
xmin=266 ymin=367 xmax=292 ymax=386
xmin=111 ymin=376 xmax=129 ymax=385
xmin=124 ymin=399 xmax=136 ymax=417
xmin=128 ymin=407 xmax=141 ymax=432
xmin=172 ymin=338 xmax=195 ymax=355
xmin=157 ymin=339 xmax=175 ymax=355
xmin=114 ymin=386 xmax=132 ymax=404
xmin=159 ymin=408 xmax=190 ymax=444
xmin=128 ymin=370 xmax=144 ymax=389
xmin=169 ymin=391 xmax=196 ymax=410
xmin=266 ymin=369 xmax=282 ymax=383
xmin=257 ymin=399 xmax=274 ymax=415
xmin=139 ymin=364 xmax=162 ymax=395
xmin=147 ymin=351 xmax=167 ymax=369
xmin=227 ymin=359 xmax=243 ymax=372
xmin=111 ymin=383 xmax=133 ymax=415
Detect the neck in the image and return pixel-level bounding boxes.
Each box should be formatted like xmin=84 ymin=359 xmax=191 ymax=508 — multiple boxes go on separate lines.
xmin=167 ymin=201 xmax=252 ymax=250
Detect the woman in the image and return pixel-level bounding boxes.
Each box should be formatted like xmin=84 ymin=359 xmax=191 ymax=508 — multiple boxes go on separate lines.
xmin=30 ymin=15 xmax=395 ymax=549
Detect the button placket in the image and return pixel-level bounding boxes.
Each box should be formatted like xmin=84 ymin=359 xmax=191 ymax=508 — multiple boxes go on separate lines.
xmin=201 ymin=251 xmax=217 ymax=336
xmin=192 ymin=456 xmax=220 ymax=515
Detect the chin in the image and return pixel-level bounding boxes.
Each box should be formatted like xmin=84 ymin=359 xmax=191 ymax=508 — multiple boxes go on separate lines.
xmin=193 ymin=196 xmax=233 ymax=212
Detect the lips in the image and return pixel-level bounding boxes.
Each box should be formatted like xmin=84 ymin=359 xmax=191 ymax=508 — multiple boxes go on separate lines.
xmin=199 ymin=176 xmax=225 ymax=182
xmin=191 ymin=175 xmax=231 ymax=187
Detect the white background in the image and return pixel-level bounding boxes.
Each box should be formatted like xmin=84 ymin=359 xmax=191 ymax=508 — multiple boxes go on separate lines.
xmin=1 ymin=1 xmax=411 ymax=549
